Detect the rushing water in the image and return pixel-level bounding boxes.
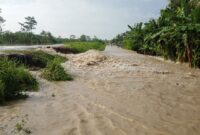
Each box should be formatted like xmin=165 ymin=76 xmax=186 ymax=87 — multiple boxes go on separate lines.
xmin=0 ymin=44 xmax=63 ymax=51
xmin=0 ymin=46 xmax=200 ymax=135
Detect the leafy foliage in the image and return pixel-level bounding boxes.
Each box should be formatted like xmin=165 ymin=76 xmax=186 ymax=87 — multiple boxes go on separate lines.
xmin=0 ymin=58 xmax=38 ymax=103
xmin=19 ymin=16 xmax=37 ymax=32
xmin=42 ymin=58 xmax=72 ymax=81
xmin=112 ymin=0 xmax=200 ymax=68
xmin=0 ymin=14 xmax=65 ymax=45
xmin=0 ymin=31 xmax=64 ymax=45
xmin=0 ymin=10 xmax=105 ymax=45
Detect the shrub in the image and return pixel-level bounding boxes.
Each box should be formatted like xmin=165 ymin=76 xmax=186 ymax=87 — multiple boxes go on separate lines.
xmin=0 ymin=58 xmax=38 ymax=103
xmin=41 ymin=58 xmax=72 ymax=81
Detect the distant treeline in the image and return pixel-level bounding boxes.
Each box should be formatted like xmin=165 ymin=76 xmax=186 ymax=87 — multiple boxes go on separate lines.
xmin=0 ymin=10 xmax=105 ymax=45
xmin=0 ymin=14 xmax=65 ymax=45
xmin=111 ymin=0 xmax=200 ymax=68
xmin=0 ymin=31 xmax=64 ymax=45
xmin=0 ymin=31 xmax=105 ymax=45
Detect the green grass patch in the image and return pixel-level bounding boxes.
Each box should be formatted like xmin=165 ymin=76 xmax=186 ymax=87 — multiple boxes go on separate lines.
xmin=2 ymin=50 xmax=72 ymax=82
xmin=65 ymin=41 xmax=106 ymax=53
xmin=0 ymin=58 xmax=38 ymax=103
xmin=41 ymin=58 xmax=72 ymax=81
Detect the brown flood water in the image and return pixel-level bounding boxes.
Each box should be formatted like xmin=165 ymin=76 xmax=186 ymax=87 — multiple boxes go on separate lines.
xmin=0 ymin=46 xmax=200 ymax=135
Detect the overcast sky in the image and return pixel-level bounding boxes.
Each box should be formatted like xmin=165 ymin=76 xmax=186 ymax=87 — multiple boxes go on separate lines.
xmin=0 ymin=0 xmax=168 ymax=39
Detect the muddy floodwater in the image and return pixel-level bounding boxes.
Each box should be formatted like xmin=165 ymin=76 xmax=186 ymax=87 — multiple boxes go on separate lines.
xmin=0 ymin=46 xmax=200 ymax=135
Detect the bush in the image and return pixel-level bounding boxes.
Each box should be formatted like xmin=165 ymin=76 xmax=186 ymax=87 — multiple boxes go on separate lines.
xmin=41 ymin=58 xmax=72 ymax=81
xmin=0 ymin=58 xmax=38 ymax=103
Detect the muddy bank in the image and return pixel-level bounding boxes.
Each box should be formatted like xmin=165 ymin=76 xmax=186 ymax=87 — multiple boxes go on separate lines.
xmin=53 ymin=46 xmax=78 ymax=54
xmin=0 ymin=46 xmax=200 ymax=135
xmin=0 ymin=54 xmax=46 ymax=69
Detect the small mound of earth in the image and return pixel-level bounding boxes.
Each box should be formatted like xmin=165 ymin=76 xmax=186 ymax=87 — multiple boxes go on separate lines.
xmin=68 ymin=50 xmax=141 ymax=71
xmin=71 ymin=50 xmax=107 ymax=67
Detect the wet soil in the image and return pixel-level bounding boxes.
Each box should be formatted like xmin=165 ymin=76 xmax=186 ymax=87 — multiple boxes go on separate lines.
xmin=53 ymin=46 xmax=78 ymax=54
xmin=0 ymin=54 xmax=46 ymax=69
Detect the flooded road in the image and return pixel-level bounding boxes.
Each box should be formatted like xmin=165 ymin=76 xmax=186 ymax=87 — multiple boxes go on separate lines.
xmin=0 ymin=46 xmax=200 ymax=135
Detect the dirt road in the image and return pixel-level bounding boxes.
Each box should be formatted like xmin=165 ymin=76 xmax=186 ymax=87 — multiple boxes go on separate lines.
xmin=0 ymin=46 xmax=200 ymax=135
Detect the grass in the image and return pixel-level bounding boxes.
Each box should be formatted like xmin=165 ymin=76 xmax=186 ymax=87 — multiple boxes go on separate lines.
xmin=41 ymin=58 xmax=72 ymax=81
xmin=65 ymin=41 xmax=106 ymax=53
xmin=2 ymin=50 xmax=72 ymax=82
xmin=0 ymin=58 xmax=38 ymax=103
xmin=0 ymin=50 xmax=71 ymax=103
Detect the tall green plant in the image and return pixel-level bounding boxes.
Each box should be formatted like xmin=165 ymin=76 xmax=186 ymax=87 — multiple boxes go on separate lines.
xmin=113 ymin=0 xmax=200 ymax=68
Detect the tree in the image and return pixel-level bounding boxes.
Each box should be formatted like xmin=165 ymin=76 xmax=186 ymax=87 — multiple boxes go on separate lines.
xmin=150 ymin=0 xmax=200 ymax=67
xmin=123 ymin=23 xmax=144 ymax=51
xmin=79 ymin=35 xmax=87 ymax=41
xmin=113 ymin=0 xmax=200 ymax=68
xmin=0 ymin=8 xmax=5 ymax=33
xmin=19 ymin=16 xmax=37 ymax=44
xmin=19 ymin=16 xmax=37 ymax=32
xmin=70 ymin=35 xmax=76 ymax=40
xmin=86 ymin=36 xmax=91 ymax=41
xmin=40 ymin=30 xmax=50 ymax=44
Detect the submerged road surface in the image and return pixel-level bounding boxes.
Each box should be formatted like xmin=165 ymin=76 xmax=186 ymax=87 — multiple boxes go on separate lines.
xmin=0 ymin=46 xmax=200 ymax=135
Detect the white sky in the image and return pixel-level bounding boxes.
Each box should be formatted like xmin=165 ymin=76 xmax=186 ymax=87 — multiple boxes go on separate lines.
xmin=0 ymin=0 xmax=168 ymax=39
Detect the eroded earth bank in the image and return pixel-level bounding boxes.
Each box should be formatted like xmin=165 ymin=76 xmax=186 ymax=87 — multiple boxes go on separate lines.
xmin=0 ymin=46 xmax=200 ymax=135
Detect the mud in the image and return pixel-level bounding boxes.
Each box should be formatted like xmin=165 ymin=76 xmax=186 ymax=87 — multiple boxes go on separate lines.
xmin=0 ymin=46 xmax=200 ymax=135
xmin=0 ymin=54 xmax=46 ymax=69
xmin=53 ymin=46 xmax=78 ymax=54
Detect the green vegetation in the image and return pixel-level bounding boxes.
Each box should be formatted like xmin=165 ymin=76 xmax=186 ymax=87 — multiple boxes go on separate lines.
xmin=0 ymin=31 xmax=65 ymax=45
xmin=65 ymin=41 xmax=106 ymax=53
xmin=19 ymin=16 xmax=37 ymax=33
xmin=0 ymin=51 xmax=70 ymax=103
xmin=111 ymin=0 xmax=200 ymax=68
xmin=1 ymin=9 xmax=106 ymax=45
xmin=42 ymin=58 xmax=72 ymax=81
xmin=1 ymin=10 xmax=105 ymax=46
xmin=0 ymin=14 xmax=65 ymax=45
xmin=0 ymin=58 xmax=38 ymax=103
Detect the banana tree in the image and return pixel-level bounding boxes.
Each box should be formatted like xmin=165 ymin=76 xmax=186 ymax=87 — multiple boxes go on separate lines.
xmin=123 ymin=23 xmax=144 ymax=51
